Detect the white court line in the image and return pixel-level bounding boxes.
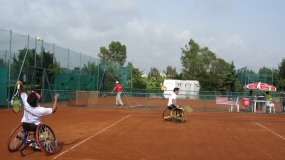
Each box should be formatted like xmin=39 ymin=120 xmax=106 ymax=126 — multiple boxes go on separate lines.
xmin=52 ymin=115 xmax=131 ymax=159
xmin=256 ymin=123 xmax=285 ymax=140
xmin=129 ymin=105 xmax=144 ymax=108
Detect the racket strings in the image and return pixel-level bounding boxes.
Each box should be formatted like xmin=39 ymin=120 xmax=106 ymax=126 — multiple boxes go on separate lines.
xmin=183 ymin=106 xmax=193 ymax=113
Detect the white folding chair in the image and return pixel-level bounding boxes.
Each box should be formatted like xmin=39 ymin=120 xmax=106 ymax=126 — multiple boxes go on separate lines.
xmin=264 ymin=101 xmax=275 ymax=113
xmin=229 ymin=97 xmax=239 ymax=112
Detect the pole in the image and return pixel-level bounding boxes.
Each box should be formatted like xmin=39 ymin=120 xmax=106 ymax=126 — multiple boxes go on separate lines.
xmin=41 ymin=40 xmax=45 ymax=100
xmin=32 ymin=37 xmax=37 ymax=89
xmin=67 ymin=48 xmax=69 ymax=73
xmin=89 ymin=55 xmax=91 ymax=76
xmin=53 ymin=43 xmax=56 ymax=93
xmin=97 ymin=63 xmax=99 ymax=91
xmin=8 ymin=30 xmax=12 ymax=108
xmin=27 ymin=35 xmax=29 ymax=90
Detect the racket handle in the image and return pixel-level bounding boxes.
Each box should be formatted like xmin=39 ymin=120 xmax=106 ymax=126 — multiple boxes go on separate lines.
xmin=17 ymin=84 xmax=20 ymax=89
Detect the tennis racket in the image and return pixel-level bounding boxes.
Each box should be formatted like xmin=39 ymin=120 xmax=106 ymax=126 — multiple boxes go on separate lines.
xmin=11 ymin=84 xmax=22 ymax=113
xmin=183 ymin=106 xmax=193 ymax=113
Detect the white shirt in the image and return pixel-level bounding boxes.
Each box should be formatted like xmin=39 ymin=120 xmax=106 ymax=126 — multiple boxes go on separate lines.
xmin=21 ymin=93 xmax=52 ymax=125
xmin=168 ymin=92 xmax=177 ymax=106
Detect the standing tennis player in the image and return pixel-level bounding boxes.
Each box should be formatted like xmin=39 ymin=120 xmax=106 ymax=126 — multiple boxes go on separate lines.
xmin=17 ymin=81 xmax=60 ymax=149
xmin=112 ymin=81 xmax=123 ymax=107
xmin=168 ymin=87 xmax=182 ymax=116
xmin=160 ymin=83 xmax=167 ymax=99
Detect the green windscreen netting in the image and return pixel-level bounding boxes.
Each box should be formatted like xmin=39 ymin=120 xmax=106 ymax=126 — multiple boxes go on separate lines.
xmin=0 ymin=29 xmax=132 ymax=106
xmin=0 ymin=67 xmax=8 ymax=106
xmin=237 ymin=66 xmax=274 ymax=86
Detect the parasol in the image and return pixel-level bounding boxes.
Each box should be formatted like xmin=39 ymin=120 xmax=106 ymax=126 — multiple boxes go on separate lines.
xmin=243 ymin=82 xmax=276 ymax=91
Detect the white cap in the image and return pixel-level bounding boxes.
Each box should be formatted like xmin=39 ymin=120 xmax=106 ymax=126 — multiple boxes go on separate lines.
xmin=116 ymin=81 xmax=119 ymax=83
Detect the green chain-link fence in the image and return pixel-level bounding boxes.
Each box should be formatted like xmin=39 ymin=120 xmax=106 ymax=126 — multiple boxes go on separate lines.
xmin=0 ymin=29 xmax=132 ymax=107
xmin=237 ymin=66 xmax=274 ymax=86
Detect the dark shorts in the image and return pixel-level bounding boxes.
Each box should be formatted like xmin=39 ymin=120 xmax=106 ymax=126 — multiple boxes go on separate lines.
xmin=167 ymin=104 xmax=176 ymax=110
xmin=22 ymin=122 xmax=38 ymax=131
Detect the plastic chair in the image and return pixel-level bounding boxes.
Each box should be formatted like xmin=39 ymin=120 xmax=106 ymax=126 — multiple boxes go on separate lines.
xmin=242 ymin=98 xmax=251 ymax=113
xmin=264 ymin=101 xmax=275 ymax=113
xmin=229 ymin=97 xmax=239 ymax=112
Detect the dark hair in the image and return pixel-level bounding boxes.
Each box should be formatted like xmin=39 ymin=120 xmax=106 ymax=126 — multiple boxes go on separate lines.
xmin=173 ymin=87 xmax=180 ymax=92
xmin=266 ymin=91 xmax=269 ymax=94
xmin=27 ymin=92 xmax=39 ymax=107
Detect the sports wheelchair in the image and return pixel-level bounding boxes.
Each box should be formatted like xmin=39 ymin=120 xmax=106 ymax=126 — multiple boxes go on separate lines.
xmin=7 ymin=123 xmax=57 ymax=157
xmin=163 ymin=105 xmax=186 ymax=123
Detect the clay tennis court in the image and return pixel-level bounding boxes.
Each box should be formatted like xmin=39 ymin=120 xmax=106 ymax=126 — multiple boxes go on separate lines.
xmin=1 ymin=97 xmax=285 ymax=160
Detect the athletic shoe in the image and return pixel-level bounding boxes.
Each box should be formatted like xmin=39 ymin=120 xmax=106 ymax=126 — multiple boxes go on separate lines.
xmin=29 ymin=142 xmax=40 ymax=150
xmin=32 ymin=142 xmax=40 ymax=150
xmin=120 ymin=104 xmax=123 ymax=107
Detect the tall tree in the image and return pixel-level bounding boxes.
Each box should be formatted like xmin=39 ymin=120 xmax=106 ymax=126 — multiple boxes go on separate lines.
xmin=278 ymin=58 xmax=285 ymax=79
xmin=82 ymin=61 xmax=98 ymax=76
xmin=126 ymin=62 xmax=133 ymax=68
xmin=98 ymin=41 xmax=127 ymax=66
xmin=164 ymin=65 xmax=177 ymax=78
xmin=181 ymin=39 xmax=216 ymax=80
xmin=258 ymin=66 xmax=274 ymax=85
xmin=247 ymin=69 xmax=256 ymax=74
xmin=222 ymin=61 xmax=238 ymax=93
xmin=208 ymin=58 xmax=229 ymax=91
xmin=12 ymin=48 xmax=41 ymax=84
xmin=0 ymin=58 xmax=7 ymax=67
xmin=276 ymin=58 xmax=285 ymax=91
xmin=132 ymin=68 xmax=146 ymax=89
xmin=148 ymin=67 xmax=160 ymax=77
xmin=180 ymin=39 xmax=200 ymax=80
xmin=259 ymin=66 xmax=273 ymax=75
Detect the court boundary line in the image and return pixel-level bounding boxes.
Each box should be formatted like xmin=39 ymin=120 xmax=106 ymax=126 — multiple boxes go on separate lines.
xmin=256 ymin=123 xmax=285 ymax=140
xmin=52 ymin=115 xmax=131 ymax=159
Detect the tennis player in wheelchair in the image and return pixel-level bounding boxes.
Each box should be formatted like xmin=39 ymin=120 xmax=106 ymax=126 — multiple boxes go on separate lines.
xmin=167 ymin=87 xmax=182 ymax=117
xmin=17 ymin=81 xmax=60 ymax=149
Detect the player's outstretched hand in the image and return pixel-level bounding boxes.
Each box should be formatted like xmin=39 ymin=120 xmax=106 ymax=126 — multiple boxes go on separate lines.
xmin=54 ymin=93 xmax=60 ymax=100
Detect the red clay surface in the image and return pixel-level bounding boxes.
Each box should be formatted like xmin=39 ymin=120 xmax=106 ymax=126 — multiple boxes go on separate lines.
xmin=1 ymin=98 xmax=285 ymax=160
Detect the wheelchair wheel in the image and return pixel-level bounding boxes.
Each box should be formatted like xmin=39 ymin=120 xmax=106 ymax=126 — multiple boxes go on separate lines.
xmin=7 ymin=124 xmax=25 ymax=152
xmin=36 ymin=124 xmax=57 ymax=156
xmin=172 ymin=109 xmax=186 ymax=123
xmin=163 ymin=108 xmax=172 ymax=121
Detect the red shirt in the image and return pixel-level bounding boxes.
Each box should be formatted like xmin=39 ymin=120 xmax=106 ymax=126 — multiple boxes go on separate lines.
xmin=115 ymin=84 xmax=123 ymax=92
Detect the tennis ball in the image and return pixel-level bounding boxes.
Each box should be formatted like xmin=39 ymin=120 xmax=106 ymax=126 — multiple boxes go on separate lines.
xmin=36 ymin=37 xmax=41 ymax=41
xmin=40 ymin=134 xmax=44 ymax=138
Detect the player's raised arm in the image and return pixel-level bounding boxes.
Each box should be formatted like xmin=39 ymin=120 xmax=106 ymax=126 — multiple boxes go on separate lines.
xmin=52 ymin=93 xmax=60 ymax=113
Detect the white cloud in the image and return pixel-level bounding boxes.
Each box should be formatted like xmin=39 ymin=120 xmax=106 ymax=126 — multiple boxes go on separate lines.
xmin=190 ymin=29 xmax=279 ymax=69
xmin=0 ymin=0 xmax=283 ymax=74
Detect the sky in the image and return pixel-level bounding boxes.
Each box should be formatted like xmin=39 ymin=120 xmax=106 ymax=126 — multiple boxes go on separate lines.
xmin=0 ymin=0 xmax=284 ymax=74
